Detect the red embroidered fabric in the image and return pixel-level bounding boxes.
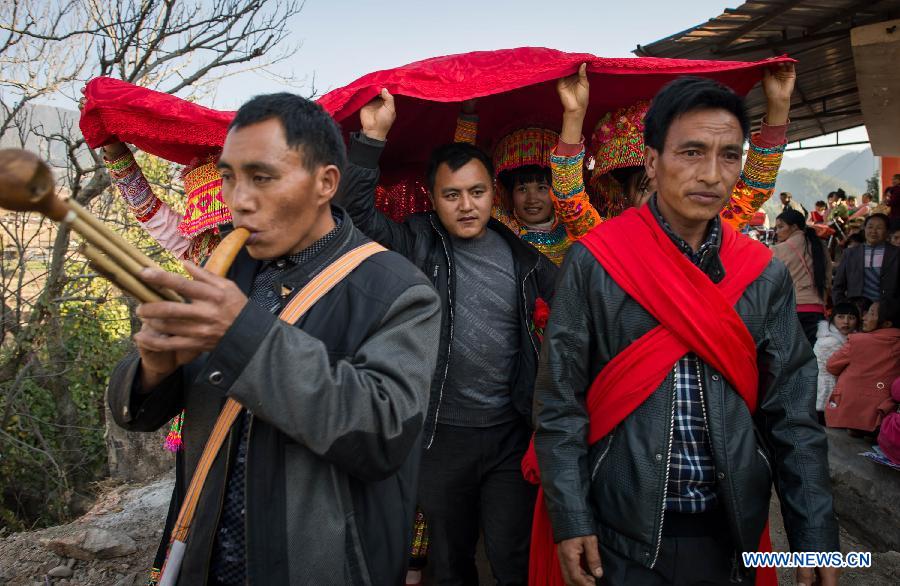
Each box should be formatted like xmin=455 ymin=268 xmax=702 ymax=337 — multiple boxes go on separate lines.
xmin=80 ymin=48 xmax=793 ymax=217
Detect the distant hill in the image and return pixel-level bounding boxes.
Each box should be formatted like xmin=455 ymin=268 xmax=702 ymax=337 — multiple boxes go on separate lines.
xmin=0 ymin=103 xmax=86 ymax=169
xmin=780 ymin=149 xmax=848 ymax=172
xmin=772 ymin=168 xmax=862 ymax=212
xmin=822 ymin=148 xmax=877 ymax=193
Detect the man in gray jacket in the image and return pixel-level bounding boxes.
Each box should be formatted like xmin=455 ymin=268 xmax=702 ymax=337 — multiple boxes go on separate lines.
xmin=534 ymin=77 xmax=839 ymax=585
xmin=108 ymin=93 xmax=441 ymax=585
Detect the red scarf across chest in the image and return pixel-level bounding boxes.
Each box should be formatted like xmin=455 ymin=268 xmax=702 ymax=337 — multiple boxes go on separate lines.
xmin=522 ymin=204 xmax=777 ymax=586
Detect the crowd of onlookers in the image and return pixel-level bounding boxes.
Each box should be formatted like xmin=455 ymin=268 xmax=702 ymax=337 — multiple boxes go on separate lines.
xmin=769 ymin=174 xmax=900 ymax=467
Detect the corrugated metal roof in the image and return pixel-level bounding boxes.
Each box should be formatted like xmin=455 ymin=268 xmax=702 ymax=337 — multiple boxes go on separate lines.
xmin=635 ymin=0 xmax=900 ymax=143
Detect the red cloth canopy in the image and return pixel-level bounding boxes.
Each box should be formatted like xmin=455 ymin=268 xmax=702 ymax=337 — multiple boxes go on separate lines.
xmin=82 ymin=47 xmax=793 ymax=167
xmin=80 ymin=48 xmax=794 ymax=220
xmin=319 ymin=48 xmax=792 ymax=170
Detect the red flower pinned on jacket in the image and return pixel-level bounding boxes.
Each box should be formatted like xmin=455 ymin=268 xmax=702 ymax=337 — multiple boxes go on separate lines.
xmin=532 ymin=297 xmax=550 ymax=343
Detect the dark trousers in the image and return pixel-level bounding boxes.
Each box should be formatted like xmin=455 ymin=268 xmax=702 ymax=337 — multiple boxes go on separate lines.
xmin=418 ymin=419 xmax=536 ymax=586
xmin=797 ymin=311 xmax=821 ymax=347
xmin=599 ymin=510 xmax=749 ymax=586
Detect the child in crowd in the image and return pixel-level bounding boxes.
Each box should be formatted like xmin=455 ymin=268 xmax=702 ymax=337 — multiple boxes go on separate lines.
xmin=891 ymin=229 xmax=900 ymax=248
xmin=825 ymin=299 xmax=900 ymax=436
xmin=877 ymin=377 xmax=900 ymax=465
xmin=814 ymin=303 xmax=860 ymax=418
xmin=810 ymin=200 xmax=828 ymax=224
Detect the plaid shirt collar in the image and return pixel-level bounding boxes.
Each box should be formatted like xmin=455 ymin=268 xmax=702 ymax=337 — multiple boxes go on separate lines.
xmin=648 ymin=195 xmax=725 ymax=282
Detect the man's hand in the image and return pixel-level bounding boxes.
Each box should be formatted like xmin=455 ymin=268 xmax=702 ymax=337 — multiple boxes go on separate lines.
xmin=133 ymin=262 xmax=248 ymax=388
xmin=762 ymin=62 xmax=796 ymax=126
xmin=557 ymin=535 xmax=603 ymax=586
xmin=359 ymin=88 xmax=396 ymax=141
xmin=558 ymin=63 xmax=590 ymax=144
xmin=796 ymin=566 xmax=839 ymax=586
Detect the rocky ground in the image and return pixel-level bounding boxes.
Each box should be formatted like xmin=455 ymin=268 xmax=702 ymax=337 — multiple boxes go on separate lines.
xmin=1 ymin=464 xmax=898 ymax=585
xmin=0 ymin=473 xmax=171 ymax=586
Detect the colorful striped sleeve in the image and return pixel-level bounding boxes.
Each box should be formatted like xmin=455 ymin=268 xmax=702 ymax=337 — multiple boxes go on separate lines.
xmin=104 ymin=151 xmax=192 ymax=260
xmin=550 ymin=143 xmax=602 ymax=240
xmin=454 ymin=114 xmax=478 ymax=145
xmin=720 ymin=125 xmax=787 ymax=230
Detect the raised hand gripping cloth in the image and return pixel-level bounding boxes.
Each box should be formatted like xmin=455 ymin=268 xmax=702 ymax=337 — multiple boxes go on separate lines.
xmin=158 ymin=241 xmax=385 ymax=586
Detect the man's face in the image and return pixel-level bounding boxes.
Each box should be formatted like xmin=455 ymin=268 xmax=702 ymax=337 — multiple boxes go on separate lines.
xmin=218 ymin=118 xmax=339 ymax=259
xmin=780 ymin=192 xmax=791 ymax=205
xmin=864 ymin=217 xmax=888 ymax=246
xmin=891 ymin=231 xmax=900 ymax=247
xmin=645 ymin=108 xmax=743 ymax=227
xmin=430 ymin=159 xmax=494 ymax=239
xmin=512 ymin=179 xmax=552 ymax=225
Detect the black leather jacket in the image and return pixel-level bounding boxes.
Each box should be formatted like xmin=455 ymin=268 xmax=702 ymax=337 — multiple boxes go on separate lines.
xmin=534 ymin=227 xmax=840 ymax=572
xmin=337 ymin=133 xmax=558 ymax=447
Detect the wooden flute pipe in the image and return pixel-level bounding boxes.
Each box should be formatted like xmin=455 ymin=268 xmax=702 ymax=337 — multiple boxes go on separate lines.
xmin=79 ymin=243 xmax=163 ymax=303
xmin=0 ymin=148 xmax=180 ymax=302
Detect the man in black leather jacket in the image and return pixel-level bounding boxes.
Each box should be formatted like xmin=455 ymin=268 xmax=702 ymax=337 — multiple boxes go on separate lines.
xmin=336 ymin=90 xmax=557 ymax=584
xmin=534 ymin=77 xmax=839 ymax=585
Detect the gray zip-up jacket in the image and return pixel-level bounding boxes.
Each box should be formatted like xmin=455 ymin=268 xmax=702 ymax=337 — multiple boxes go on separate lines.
xmin=108 ymin=211 xmax=441 ymax=585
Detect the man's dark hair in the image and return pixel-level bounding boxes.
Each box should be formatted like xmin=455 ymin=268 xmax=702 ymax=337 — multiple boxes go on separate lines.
xmin=426 ymin=142 xmax=494 ymax=193
xmin=847 ymin=232 xmax=865 ymax=245
xmin=864 ymin=213 xmax=890 ymax=229
xmin=830 ymin=302 xmax=860 ymax=325
xmin=643 ymin=76 xmax=749 ymax=152
xmin=229 ymin=92 xmax=346 ymax=171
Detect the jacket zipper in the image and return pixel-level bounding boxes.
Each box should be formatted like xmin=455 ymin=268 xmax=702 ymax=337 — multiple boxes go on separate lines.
xmin=521 ymin=264 xmax=538 ymax=355
xmin=590 ymin=427 xmax=616 ymax=481
xmin=696 ymin=360 xmax=715 ymax=464
xmin=425 ymin=217 xmax=453 ymax=450
xmin=651 ymin=367 xmax=678 ymax=568
xmin=757 ymin=447 xmax=772 ymax=475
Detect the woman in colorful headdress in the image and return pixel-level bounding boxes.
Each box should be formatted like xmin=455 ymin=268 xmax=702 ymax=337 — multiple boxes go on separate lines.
xmin=80 ymin=91 xmax=234 ymax=457
xmin=453 ymin=65 xmax=601 ymax=266
xmin=588 ymin=62 xmax=797 ymax=227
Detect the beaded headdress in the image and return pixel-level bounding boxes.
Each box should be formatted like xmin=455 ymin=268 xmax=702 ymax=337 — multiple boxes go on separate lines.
xmin=493 ymin=127 xmax=559 ymax=176
xmin=178 ymin=156 xmax=232 ymax=238
xmin=590 ymin=100 xmax=650 ymax=179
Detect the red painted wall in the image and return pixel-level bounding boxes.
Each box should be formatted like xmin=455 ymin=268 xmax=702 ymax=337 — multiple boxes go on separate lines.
xmin=883 ymin=156 xmax=900 ymax=201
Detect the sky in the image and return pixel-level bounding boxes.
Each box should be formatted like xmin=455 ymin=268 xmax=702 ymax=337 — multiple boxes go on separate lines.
xmin=212 ymin=0 xmax=736 ymax=107
xmin=207 ymin=0 xmax=869 ymax=161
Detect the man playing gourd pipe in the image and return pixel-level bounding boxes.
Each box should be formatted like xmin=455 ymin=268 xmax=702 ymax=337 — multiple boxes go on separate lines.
xmin=107 ymin=93 xmax=441 ymax=586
